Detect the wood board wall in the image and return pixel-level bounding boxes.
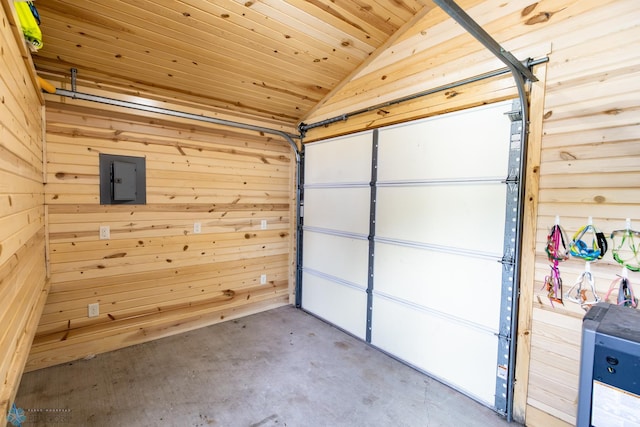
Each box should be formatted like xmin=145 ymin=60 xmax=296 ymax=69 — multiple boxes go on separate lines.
xmin=25 ymin=93 xmax=296 ymax=371
xmin=0 ymin=2 xmax=48 ymax=418
xmin=1 ymin=0 xmax=637 ymax=425
xmin=302 ymin=0 xmax=640 ymax=425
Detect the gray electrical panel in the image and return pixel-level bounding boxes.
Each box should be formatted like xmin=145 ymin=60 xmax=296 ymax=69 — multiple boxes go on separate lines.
xmin=577 ymin=302 xmax=640 ymax=426
xmin=99 ymin=154 xmax=146 ymax=205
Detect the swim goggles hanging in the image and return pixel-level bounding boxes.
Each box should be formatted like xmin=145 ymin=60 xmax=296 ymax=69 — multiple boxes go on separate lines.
xmin=568 ymin=224 xmax=608 ymax=262
xmin=610 ymin=228 xmax=640 ymax=272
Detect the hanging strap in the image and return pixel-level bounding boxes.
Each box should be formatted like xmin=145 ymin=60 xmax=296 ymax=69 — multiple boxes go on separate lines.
xmin=604 ymin=276 xmax=638 ymax=308
xmin=542 ymin=264 xmax=563 ymax=307
xmin=546 ymin=224 xmax=569 ymax=262
xmin=565 ymin=270 xmax=600 ymax=308
xmin=542 ymin=224 xmax=568 ymax=307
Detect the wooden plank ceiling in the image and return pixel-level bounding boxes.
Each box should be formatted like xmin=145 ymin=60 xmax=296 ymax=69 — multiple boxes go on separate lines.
xmin=32 ymin=0 xmax=433 ymax=125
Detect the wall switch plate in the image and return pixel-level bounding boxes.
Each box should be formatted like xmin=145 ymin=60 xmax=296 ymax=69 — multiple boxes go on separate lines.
xmin=99 ymin=225 xmax=110 ymax=240
xmin=194 ymin=222 xmax=201 ymax=234
xmin=261 ymin=219 xmax=267 ymax=230
xmin=260 ymin=274 xmax=267 ymax=284
xmin=88 ymin=303 xmax=99 ymax=318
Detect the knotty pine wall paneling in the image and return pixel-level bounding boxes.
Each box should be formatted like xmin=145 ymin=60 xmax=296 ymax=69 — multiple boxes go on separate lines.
xmin=0 ymin=1 xmax=47 ymax=418
xmin=26 ymin=97 xmax=295 ymax=371
xmin=302 ymin=1 xmax=640 ymax=425
xmin=527 ymin=1 xmax=640 ymax=425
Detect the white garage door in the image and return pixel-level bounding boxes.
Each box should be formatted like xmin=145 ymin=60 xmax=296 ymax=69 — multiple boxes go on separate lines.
xmin=301 ymin=100 xmax=520 ymax=413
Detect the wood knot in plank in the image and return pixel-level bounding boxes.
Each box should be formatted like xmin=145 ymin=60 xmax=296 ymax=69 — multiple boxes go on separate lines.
xmin=521 ymin=3 xmax=538 ymax=16
xmin=104 ymin=252 xmax=126 ymax=259
xmin=222 ymin=289 xmax=235 ymax=298
xmin=543 ymin=110 xmax=552 ymax=119
xmin=594 ymin=195 xmax=606 ymax=203
xmin=559 ymin=151 xmax=576 ymax=160
xmin=604 ymin=108 xmax=622 ymax=115
xmin=525 ymin=10 xmax=560 ymax=25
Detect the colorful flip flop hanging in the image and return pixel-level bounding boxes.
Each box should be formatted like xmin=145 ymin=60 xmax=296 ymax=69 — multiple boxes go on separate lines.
xmin=543 ymin=216 xmax=568 ymax=307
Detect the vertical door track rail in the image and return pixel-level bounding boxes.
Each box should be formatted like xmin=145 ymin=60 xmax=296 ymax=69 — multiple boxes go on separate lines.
xmin=494 ymin=98 xmax=524 ymax=415
xmin=365 ymin=130 xmax=380 ymax=343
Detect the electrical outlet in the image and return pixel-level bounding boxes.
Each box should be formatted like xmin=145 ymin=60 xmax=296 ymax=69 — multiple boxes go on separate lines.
xmin=194 ymin=222 xmax=201 ymax=234
xmin=261 ymin=219 xmax=267 ymax=230
xmin=88 ymin=303 xmax=99 ymax=318
xmin=260 ymin=274 xmax=267 ymax=284
xmin=99 ymin=225 xmax=110 ymax=240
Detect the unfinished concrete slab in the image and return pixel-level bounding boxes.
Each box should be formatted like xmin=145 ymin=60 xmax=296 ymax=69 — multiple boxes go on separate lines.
xmin=14 ymin=306 xmax=515 ymax=426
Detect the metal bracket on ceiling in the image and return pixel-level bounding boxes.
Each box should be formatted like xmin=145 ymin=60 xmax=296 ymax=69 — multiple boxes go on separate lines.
xmin=71 ymin=67 xmax=77 ymax=92
xmin=432 ymin=0 xmax=538 ymax=83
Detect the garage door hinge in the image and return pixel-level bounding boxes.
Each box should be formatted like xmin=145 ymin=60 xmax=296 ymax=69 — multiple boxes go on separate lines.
xmin=502 ymin=171 xmax=519 ymax=185
xmin=502 ymin=170 xmax=519 ymax=192
xmin=499 ymin=254 xmax=515 ymax=266
xmin=504 ymin=108 xmax=522 ymax=122
xmin=495 ymin=332 xmax=512 ymax=342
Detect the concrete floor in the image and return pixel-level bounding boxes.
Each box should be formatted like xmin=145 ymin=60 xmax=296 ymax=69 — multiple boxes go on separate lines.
xmin=13 ymin=306 xmax=516 ymax=426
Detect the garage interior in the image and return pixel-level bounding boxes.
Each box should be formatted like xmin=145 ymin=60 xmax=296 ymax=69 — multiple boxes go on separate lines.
xmin=1 ymin=1 xmax=638 ymax=426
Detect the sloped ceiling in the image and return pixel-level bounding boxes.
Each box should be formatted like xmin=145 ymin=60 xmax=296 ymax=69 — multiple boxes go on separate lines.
xmin=32 ymin=0 xmax=433 ymax=125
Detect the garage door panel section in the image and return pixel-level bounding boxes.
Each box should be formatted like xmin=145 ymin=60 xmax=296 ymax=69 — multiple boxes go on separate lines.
xmin=303 ymin=231 xmax=369 ymax=287
xmin=371 ymin=295 xmax=499 ymax=406
xmin=373 ymin=243 xmax=502 ymax=331
xmin=304 ymin=187 xmax=370 ymax=235
xmin=377 ymin=102 xmax=511 ymax=182
xmin=375 ymin=184 xmax=507 ymax=255
xmin=304 ymin=131 xmax=373 ymax=184
xmin=302 ymin=131 xmax=373 ymax=339
xmin=302 ymin=272 xmax=367 ymax=339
